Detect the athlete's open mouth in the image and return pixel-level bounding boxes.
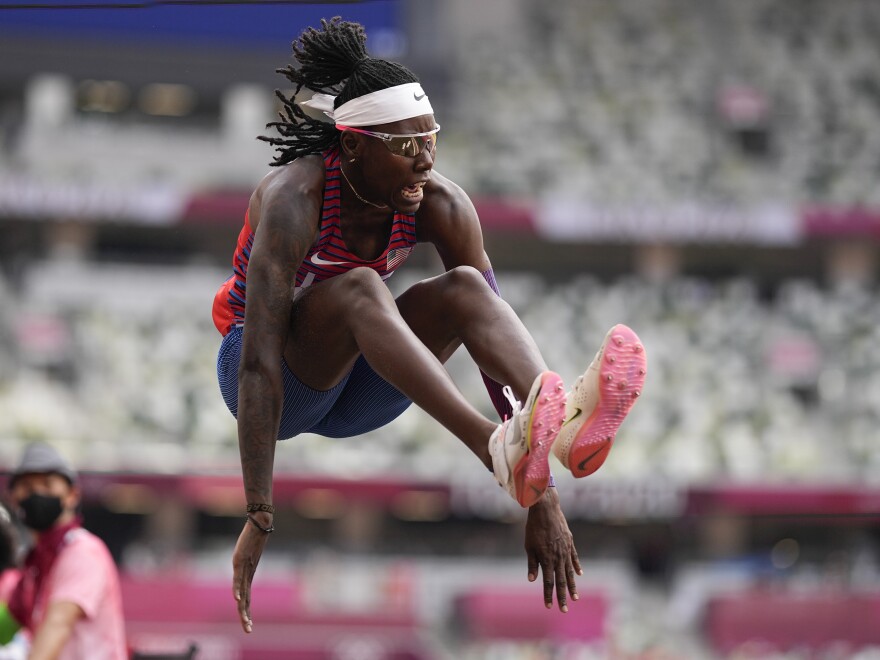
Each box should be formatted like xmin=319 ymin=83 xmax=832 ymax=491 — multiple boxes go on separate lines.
xmin=401 ymin=181 xmax=426 ymax=201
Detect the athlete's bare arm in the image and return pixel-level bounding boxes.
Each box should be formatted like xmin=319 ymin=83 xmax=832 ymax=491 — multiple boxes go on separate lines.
xmin=417 ymin=175 xmax=584 ymax=612
xmin=232 ymin=156 xmax=323 ymax=633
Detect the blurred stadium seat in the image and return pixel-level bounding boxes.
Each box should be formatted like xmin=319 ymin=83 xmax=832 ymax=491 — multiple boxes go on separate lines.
xmin=3 ymin=266 xmax=880 ymax=486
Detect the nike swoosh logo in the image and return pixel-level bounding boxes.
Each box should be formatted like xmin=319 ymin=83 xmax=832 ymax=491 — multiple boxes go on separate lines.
xmin=311 ymin=253 xmax=352 ymax=266
xmin=562 ymin=407 xmax=583 ymax=427
xmin=577 ymin=445 xmax=606 ymax=472
xmin=500 ymin=422 xmax=520 ymax=447
xmin=413 ymin=92 xmax=426 ymax=101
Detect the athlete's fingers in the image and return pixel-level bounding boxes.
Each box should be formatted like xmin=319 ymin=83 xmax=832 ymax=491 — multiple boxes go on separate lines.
xmin=566 ymin=557 xmax=579 ymax=601
xmin=540 ymin=560 xmax=554 ymax=609
xmin=527 ymin=551 xmax=539 ymax=582
xmin=233 ymin=523 xmax=267 ymax=634
xmin=233 ymin=568 xmax=253 ymax=633
xmin=571 ymin=543 xmax=583 ymax=576
xmin=555 ymin=561 xmax=568 ymax=613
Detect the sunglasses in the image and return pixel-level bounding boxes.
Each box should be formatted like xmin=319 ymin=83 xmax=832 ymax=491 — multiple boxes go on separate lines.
xmin=337 ymin=124 xmax=440 ymax=158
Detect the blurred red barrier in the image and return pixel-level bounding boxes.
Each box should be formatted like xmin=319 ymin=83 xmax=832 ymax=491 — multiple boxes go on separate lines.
xmin=121 ymin=575 xmax=429 ymax=660
xmin=706 ymin=590 xmax=880 ymax=653
xmin=454 ymin=587 xmax=607 ymax=642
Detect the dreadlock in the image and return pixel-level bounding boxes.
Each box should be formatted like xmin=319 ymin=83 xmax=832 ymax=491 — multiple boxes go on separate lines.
xmin=260 ymin=17 xmax=420 ymax=166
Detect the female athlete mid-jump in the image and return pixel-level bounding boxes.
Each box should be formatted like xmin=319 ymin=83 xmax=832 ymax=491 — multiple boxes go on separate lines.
xmin=212 ymin=18 xmax=647 ymax=633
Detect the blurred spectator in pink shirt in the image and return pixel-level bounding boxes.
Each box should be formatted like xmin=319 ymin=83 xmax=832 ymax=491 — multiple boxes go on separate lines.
xmin=5 ymin=443 xmax=126 ymax=660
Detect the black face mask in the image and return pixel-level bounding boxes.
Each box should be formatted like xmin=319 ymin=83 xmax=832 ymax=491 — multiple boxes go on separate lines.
xmin=17 ymin=493 xmax=64 ymax=531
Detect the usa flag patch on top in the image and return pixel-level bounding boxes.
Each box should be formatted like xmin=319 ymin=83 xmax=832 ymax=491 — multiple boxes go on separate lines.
xmin=386 ymin=247 xmax=412 ymax=271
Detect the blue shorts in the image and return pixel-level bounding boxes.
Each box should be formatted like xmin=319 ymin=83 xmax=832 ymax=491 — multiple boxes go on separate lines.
xmin=217 ymin=326 xmax=413 ymax=440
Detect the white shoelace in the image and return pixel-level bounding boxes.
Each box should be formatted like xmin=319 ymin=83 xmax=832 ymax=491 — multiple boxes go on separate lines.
xmin=501 ymin=385 xmax=522 ymax=421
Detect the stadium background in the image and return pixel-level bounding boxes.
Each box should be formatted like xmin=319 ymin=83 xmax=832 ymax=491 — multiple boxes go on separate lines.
xmin=1 ymin=0 xmax=880 ymax=657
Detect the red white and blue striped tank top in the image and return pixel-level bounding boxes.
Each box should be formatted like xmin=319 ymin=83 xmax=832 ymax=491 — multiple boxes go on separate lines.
xmin=212 ymin=146 xmax=417 ymax=336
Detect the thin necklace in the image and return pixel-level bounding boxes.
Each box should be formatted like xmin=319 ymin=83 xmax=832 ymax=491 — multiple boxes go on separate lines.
xmin=340 ymin=164 xmax=389 ymax=210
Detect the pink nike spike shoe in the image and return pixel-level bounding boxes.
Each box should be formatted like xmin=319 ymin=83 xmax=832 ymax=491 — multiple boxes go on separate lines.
xmin=552 ymin=324 xmax=647 ymax=478
xmin=489 ymin=371 xmax=567 ymax=508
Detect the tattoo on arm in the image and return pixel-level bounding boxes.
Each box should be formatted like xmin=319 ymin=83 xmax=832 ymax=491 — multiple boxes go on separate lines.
xmin=237 ymin=174 xmax=320 ymax=506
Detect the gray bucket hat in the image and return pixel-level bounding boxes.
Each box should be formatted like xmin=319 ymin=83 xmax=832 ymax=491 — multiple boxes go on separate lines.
xmin=8 ymin=443 xmax=77 ymax=489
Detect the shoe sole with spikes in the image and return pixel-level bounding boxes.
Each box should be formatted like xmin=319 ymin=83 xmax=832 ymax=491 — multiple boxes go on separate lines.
xmin=510 ymin=371 xmax=567 ymax=507
xmin=553 ymin=324 xmax=647 ymax=478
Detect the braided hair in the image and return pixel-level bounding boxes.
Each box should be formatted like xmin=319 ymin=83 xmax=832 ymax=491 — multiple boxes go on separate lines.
xmin=260 ymin=17 xmax=420 ymax=166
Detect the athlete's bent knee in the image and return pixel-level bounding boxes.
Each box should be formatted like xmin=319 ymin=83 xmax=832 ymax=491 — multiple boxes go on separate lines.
xmin=440 ymin=265 xmax=491 ymax=298
xmin=339 ymin=267 xmax=395 ymax=307
xmin=340 ymin=266 xmax=385 ymax=291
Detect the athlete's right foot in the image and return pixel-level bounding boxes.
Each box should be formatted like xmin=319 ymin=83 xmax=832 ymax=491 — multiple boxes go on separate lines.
xmin=489 ymin=371 xmax=567 ymax=508
xmin=552 ymin=324 xmax=647 ymax=478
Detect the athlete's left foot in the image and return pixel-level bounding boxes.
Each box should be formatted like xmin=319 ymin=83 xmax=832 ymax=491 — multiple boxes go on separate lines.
xmin=552 ymin=324 xmax=647 ymax=478
xmin=488 ymin=371 xmax=567 ymax=508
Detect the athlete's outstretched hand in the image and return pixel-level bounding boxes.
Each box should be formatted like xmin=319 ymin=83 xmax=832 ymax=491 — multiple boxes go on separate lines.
xmin=232 ymin=519 xmax=271 ymax=633
xmin=524 ymin=487 xmax=582 ymax=612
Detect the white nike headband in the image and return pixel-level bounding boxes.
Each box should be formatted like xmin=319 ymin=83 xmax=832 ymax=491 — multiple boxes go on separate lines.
xmin=299 ymin=82 xmax=434 ymax=127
